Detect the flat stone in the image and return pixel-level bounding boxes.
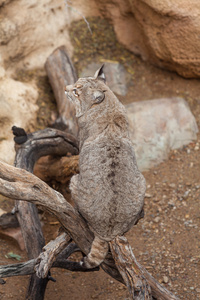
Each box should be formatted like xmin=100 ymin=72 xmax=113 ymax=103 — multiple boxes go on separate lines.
xmin=126 ymin=97 xmax=198 ymax=171
xmin=163 ymin=276 xmax=169 ymax=284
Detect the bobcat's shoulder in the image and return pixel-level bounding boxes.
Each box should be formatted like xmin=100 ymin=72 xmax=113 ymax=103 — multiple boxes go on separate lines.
xmin=65 ymin=65 xmax=146 ymax=268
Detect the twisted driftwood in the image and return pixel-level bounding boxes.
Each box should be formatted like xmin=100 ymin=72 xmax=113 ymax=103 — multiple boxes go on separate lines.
xmin=0 ymin=128 xmax=179 ymax=300
xmin=0 ymin=46 xmax=180 ymax=300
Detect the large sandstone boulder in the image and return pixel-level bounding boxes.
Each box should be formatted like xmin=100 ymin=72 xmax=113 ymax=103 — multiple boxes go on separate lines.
xmin=0 ymin=76 xmax=38 ymax=164
xmin=0 ymin=0 xmax=99 ymax=164
xmin=0 ymin=0 xmax=99 ymax=72
xmin=95 ymin=0 xmax=200 ymax=78
xmin=1 ymin=0 xmax=200 ymax=78
xmin=126 ymin=97 xmax=198 ymax=171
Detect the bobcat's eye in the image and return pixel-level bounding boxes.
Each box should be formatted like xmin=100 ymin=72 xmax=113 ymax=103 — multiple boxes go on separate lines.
xmin=73 ymin=88 xmax=79 ymax=97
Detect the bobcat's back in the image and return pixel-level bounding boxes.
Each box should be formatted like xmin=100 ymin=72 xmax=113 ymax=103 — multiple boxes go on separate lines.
xmin=66 ymin=66 xmax=146 ymax=242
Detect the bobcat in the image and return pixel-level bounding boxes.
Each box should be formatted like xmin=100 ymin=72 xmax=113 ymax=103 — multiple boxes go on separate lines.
xmin=65 ymin=65 xmax=146 ymax=269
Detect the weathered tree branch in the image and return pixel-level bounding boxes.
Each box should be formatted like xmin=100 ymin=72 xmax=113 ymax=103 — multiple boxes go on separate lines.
xmin=110 ymin=237 xmax=179 ymax=300
xmin=35 ymin=232 xmax=72 ymax=278
xmin=45 ymin=46 xmax=78 ymax=135
xmin=13 ymin=127 xmax=79 ymax=172
xmin=0 ymin=240 xmax=98 ymax=279
xmin=0 ymin=160 xmax=93 ymax=252
xmin=110 ymin=236 xmax=152 ymax=300
xmin=0 ymin=159 xmax=180 ymax=299
xmin=34 ymin=155 xmax=79 ymax=185
xmin=34 ymin=154 xmax=79 ymax=204
xmin=10 ymin=126 xmax=79 ymax=299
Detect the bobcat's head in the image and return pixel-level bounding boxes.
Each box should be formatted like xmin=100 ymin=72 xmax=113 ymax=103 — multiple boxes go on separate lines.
xmin=65 ymin=65 xmax=107 ymax=118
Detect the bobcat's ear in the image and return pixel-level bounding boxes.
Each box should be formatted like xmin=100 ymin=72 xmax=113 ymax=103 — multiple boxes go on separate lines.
xmin=94 ymin=64 xmax=106 ymax=82
xmin=92 ymin=90 xmax=105 ymax=104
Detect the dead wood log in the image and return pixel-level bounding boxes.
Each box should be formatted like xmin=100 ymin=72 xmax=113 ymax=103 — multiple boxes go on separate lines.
xmin=34 ymin=155 xmax=79 ymax=185
xmin=11 ymin=127 xmax=79 ymax=300
xmin=31 ymin=47 xmax=79 ymax=203
xmin=0 ymin=160 xmax=180 ymax=300
xmin=45 ymin=46 xmax=78 ymax=136
xmin=34 ymin=154 xmax=79 ymax=204
xmin=34 ymin=232 xmax=71 ymax=278
xmin=110 ymin=237 xmax=179 ymax=300
xmin=110 ymin=236 xmax=152 ymax=300
xmin=0 ymin=238 xmax=97 ymax=279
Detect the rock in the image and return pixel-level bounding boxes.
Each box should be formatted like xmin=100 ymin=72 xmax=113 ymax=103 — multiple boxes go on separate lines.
xmin=0 ymin=1 xmax=71 ymax=71
xmin=154 ymin=217 xmax=160 ymax=223
xmin=0 ymin=0 xmax=99 ymax=72
xmin=80 ymin=62 xmax=130 ymax=96
xmin=0 ymin=77 xmax=38 ymax=164
xmin=94 ymin=0 xmax=200 ymax=78
xmin=0 ymin=1 xmax=100 ymax=166
xmin=126 ymin=97 xmax=198 ymax=171
xmin=163 ymin=276 xmax=169 ymax=284
xmin=1 ymin=0 xmax=200 ymax=78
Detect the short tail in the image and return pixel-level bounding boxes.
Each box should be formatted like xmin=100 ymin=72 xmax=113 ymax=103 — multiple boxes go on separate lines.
xmin=81 ymin=236 xmax=109 ymax=269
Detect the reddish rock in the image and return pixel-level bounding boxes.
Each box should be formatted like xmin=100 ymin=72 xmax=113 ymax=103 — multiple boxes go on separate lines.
xmin=95 ymin=0 xmax=200 ymax=78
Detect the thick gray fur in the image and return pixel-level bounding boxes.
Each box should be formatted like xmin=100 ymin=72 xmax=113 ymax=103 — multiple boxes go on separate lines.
xmin=65 ymin=66 xmax=146 ymax=268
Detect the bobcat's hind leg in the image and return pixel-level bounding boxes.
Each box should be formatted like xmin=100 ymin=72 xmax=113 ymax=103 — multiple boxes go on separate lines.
xmin=81 ymin=236 xmax=109 ymax=269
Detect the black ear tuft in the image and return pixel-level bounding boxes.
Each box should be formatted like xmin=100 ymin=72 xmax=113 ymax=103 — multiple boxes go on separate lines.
xmin=94 ymin=64 xmax=106 ymax=82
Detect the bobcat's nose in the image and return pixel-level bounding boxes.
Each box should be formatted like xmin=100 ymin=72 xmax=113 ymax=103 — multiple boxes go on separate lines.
xmin=65 ymin=84 xmax=73 ymax=94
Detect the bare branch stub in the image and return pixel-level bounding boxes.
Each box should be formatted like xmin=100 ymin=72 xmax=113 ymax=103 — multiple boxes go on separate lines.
xmin=45 ymin=46 xmax=78 ymax=135
xmin=35 ymin=232 xmax=71 ymax=278
xmin=110 ymin=236 xmax=180 ymax=300
xmin=110 ymin=236 xmax=152 ymax=300
xmin=0 ymin=240 xmax=98 ymax=280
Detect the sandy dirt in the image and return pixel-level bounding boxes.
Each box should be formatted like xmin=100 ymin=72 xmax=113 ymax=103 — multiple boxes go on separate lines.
xmin=0 ymin=17 xmax=200 ymax=300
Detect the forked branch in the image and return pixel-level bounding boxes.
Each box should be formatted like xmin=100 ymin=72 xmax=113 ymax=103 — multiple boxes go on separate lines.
xmin=0 ymin=159 xmax=179 ymax=300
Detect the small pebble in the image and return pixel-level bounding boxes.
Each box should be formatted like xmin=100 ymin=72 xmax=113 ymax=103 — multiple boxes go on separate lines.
xmin=169 ymin=183 xmax=176 ymax=188
xmin=163 ymin=276 xmax=169 ymax=284
xmin=183 ymin=190 xmax=190 ymax=199
xmin=168 ymin=200 xmax=175 ymax=207
xmin=154 ymin=216 xmax=160 ymax=223
xmin=145 ymin=193 xmax=152 ymax=198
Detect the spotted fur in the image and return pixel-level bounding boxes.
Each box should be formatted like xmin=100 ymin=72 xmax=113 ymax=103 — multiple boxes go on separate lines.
xmin=65 ymin=65 xmax=146 ymax=268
